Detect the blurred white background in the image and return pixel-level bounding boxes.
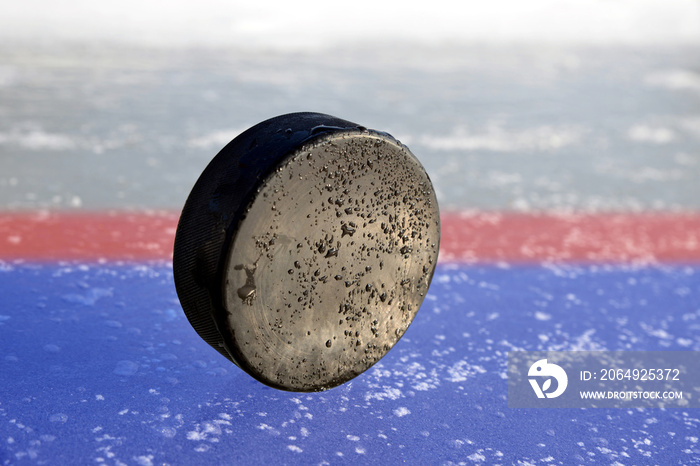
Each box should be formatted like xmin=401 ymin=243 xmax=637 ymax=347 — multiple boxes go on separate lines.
xmin=1 ymin=0 xmax=699 ymax=48
xmin=1 ymin=0 xmax=698 ymax=212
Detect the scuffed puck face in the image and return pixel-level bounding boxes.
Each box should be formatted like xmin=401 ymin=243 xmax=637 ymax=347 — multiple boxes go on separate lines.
xmin=173 ymin=113 xmax=439 ymax=392
xmin=223 ymin=133 xmax=439 ymax=391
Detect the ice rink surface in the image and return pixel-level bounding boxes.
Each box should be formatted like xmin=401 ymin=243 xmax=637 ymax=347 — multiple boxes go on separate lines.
xmin=1 ymin=44 xmax=699 ymax=212
xmin=1 ymin=1 xmax=700 ymax=464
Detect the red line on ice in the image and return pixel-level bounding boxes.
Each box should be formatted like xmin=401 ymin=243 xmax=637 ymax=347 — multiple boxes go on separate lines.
xmin=0 ymin=211 xmax=179 ymax=262
xmin=0 ymin=210 xmax=699 ymax=263
xmin=440 ymin=211 xmax=700 ymax=264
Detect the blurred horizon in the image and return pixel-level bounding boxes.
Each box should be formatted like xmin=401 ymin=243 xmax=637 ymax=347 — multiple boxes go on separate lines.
xmin=1 ymin=0 xmax=699 ymax=50
xmin=0 ymin=1 xmax=698 ymax=213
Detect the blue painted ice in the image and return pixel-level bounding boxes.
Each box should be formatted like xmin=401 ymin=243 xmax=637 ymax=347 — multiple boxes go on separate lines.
xmin=1 ymin=263 xmax=699 ymax=464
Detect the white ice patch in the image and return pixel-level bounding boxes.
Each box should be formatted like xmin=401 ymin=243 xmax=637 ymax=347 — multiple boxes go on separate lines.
xmin=645 ymin=69 xmax=700 ymax=92
xmin=257 ymin=423 xmax=280 ymax=436
xmin=416 ymin=124 xmax=583 ymax=153
xmin=133 ymin=455 xmax=154 ymax=466
xmin=446 ymin=360 xmax=486 ymax=382
xmin=676 ymin=338 xmax=693 ymax=347
xmin=640 ymin=323 xmax=673 ymax=340
xmin=188 ymin=129 xmax=245 ymax=149
xmin=627 ymin=125 xmax=676 ymax=144
xmin=186 ymin=422 xmax=222 ymax=442
xmin=0 ymin=128 xmax=76 ymax=150
xmin=412 ymin=381 xmax=435 ymax=391
xmin=364 ymin=386 xmax=402 ymax=401
xmin=568 ymin=329 xmax=605 ymax=351
xmin=186 ymin=431 xmax=206 ymax=441
xmin=393 ymin=407 xmax=411 ymax=417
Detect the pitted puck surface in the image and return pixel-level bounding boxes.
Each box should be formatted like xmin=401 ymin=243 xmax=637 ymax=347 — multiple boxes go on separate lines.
xmin=174 ymin=113 xmax=440 ymax=392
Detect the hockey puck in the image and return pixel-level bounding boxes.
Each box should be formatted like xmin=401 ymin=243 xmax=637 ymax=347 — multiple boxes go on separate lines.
xmin=173 ymin=112 xmax=440 ymax=392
